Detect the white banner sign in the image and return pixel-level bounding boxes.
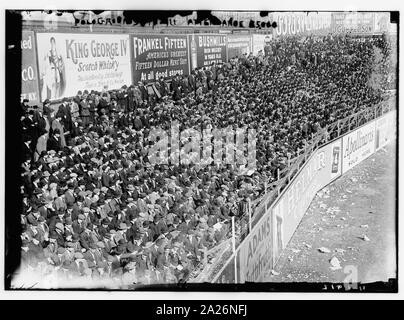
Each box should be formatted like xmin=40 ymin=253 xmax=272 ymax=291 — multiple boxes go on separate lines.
xmin=36 ymin=33 xmax=132 ymax=101
xmin=238 ymin=210 xmax=272 ymax=283
xmin=342 ymin=121 xmax=376 ymax=173
xmin=375 ymin=110 xmax=396 ymax=150
xmin=272 ymin=12 xmax=332 ymax=37
xmin=272 ymin=139 xmax=342 ymax=261
xmin=252 ymin=34 xmax=271 ymax=55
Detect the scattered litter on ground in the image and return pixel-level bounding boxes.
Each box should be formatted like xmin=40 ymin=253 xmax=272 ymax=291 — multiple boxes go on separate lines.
xmin=330 ymin=257 xmax=342 ymax=270
xmin=360 ymin=235 xmax=370 ymax=241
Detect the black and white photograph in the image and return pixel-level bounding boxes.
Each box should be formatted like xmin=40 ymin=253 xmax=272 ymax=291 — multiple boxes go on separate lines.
xmin=2 ymin=2 xmax=401 ymax=299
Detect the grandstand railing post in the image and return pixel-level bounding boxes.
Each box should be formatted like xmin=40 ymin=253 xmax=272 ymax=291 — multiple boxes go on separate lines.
xmin=337 ymin=119 xmax=340 ymax=137
xmin=277 ymin=169 xmax=280 ymax=197
xmin=248 ymin=199 xmax=252 ymax=233
xmin=234 ymin=254 xmax=238 ymax=284
xmin=231 ymin=216 xmax=236 ymax=254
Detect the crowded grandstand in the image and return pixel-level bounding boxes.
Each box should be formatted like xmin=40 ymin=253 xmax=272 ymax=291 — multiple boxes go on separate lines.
xmin=17 ymin=11 xmax=396 ymax=287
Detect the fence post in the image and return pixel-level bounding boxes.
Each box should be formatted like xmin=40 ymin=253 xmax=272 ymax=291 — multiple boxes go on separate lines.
xmin=287 ymin=155 xmax=291 ymax=183
xmin=356 ymin=112 xmax=359 ymax=128
xmin=248 ymin=199 xmax=252 ymax=233
xmin=203 ymin=247 xmax=207 ymax=267
xmin=277 ymin=168 xmax=280 ymax=196
xmin=337 ymin=119 xmax=340 ymax=136
xmin=311 ymin=132 xmax=315 ymax=150
xmin=234 ymin=254 xmax=238 ymax=283
xmin=231 ymin=216 xmax=236 ymax=254
xmin=374 ymin=105 xmax=377 ymax=119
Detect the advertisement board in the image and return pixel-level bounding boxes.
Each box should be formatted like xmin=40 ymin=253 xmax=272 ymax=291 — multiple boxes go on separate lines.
xmin=21 ymin=31 xmax=40 ymax=105
xmin=252 ymin=34 xmax=272 ymax=55
xmin=272 ymin=139 xmax=342 ymax=261
xmin=188 ymin=34 xmax=227 ymax=70
xmin=227 ymin=35 xmax=252 ymax=59
xmin=374 ymin=12 xmax=390 ymax=34
xmin=132 ymin=34 xmax=190 ymax=83
xmin=331 ymin=12 xmax=375 ymax=35
xmin=238 ymin=209 xmax=273 ymax=283
xmin=36 ymin=33 xmax=132 ymax=101
xmin=342 ymin=121 xmax=376 ymax=173
xmin=272 ymin=12 xmax=332 ymax=37
xmin=375 ymin=110 xmax=396 ymax=150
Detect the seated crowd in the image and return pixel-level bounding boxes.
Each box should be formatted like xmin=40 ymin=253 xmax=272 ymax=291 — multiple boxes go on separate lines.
xmin=19 ymin=33 xmax=392 ymax=285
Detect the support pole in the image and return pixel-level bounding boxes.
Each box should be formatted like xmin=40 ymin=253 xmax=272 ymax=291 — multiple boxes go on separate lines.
xmin=231 ymin=216 xmax=236 ymax=254
xmin=248 ymin=199 xmax=252 ymax=233
xmin=337 ymin=119 xmax=340 ymax=137
xmin=277 ymin=168 xmax=280 ymax=197
xmin=234 ymin=254 xmax=238 ymax=284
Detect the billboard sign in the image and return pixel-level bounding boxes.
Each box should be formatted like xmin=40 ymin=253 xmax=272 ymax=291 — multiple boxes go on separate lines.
xmin=272 ymin=12 xmax=332 ymax=37
xmin=238 ymin=209 xmax=273 ymax=283
xmin=252 ymin=34 xmax=272 ymax=55
xmin=132 ymin=34 xmax=190 ymax=82
xmin=331 ymin=12 xmax=375 ymax=35
xmin=189 ymin=34 xmax=227 ymax=70
xmin=36 ymin=33 xmax=132 ymax=101
xmin=375 ymin=110 xmax=396 ymax=150
xmin=21 ymin=31 xmax=40 ymax=105
xmin=272 ymin=139 xmax=342 ymax=261
xmin=227 ymin=34 xmax=252 ymax=59
xmin=342 ymin=121 xmax=376 ymax=173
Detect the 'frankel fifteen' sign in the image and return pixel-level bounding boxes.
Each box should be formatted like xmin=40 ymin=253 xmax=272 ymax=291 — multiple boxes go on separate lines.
xmin=132 ymin=35 xmax=189 ymax=82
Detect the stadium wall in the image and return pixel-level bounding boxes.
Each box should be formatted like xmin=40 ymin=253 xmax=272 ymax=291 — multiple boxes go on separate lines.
xmin=213 ymin=108 xmax=396 ymax=283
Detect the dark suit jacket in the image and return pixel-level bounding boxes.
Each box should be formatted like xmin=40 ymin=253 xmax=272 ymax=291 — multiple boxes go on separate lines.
xmin=79 ymin=231 xmax=93 ymax=250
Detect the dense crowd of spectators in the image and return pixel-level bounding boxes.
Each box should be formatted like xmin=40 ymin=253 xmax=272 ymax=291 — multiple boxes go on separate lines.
xmin=18 ymin=33 xmax=393 ymax=286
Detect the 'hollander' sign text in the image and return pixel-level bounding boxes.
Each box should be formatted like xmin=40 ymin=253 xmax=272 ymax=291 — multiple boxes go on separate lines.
xmin=342 ymin=120 xmax=376 ymax=173
xmin=132 ymin=35 xmax=189 ymax=82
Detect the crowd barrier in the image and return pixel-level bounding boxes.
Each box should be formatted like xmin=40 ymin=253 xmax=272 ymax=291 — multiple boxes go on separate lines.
xmin=188 ymin=100 xmax=396 ymax=283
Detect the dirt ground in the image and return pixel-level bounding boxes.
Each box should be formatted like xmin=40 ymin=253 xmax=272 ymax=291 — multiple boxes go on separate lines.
xmin=265 ymin=142 xmax=397 ymax=284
